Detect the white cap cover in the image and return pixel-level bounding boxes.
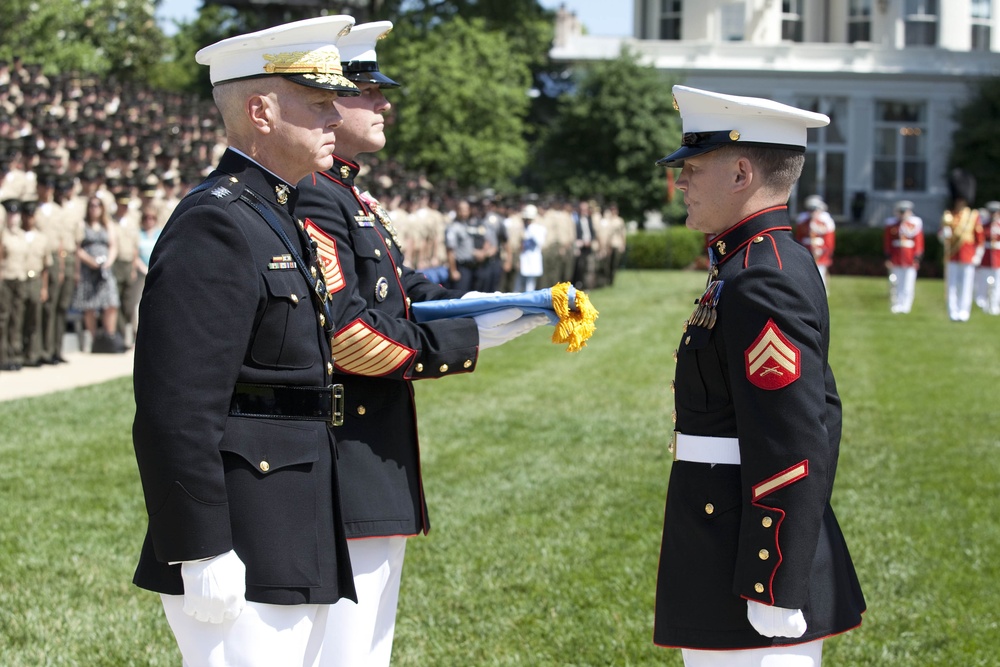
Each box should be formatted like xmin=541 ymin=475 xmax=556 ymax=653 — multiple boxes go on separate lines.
xmin=195 ymin=15 xmax=359 ymax=94
xmin=657 ymin=85 xmax=830 ymax=167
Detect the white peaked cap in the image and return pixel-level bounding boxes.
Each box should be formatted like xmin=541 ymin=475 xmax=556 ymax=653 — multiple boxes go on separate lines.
xmin=336 ymin=21 xmax=400 ymax=87
xmin=657 ymin=85 xmax=830 ymax=167
xmin=195 ymin=15 xmax=359 ymax=94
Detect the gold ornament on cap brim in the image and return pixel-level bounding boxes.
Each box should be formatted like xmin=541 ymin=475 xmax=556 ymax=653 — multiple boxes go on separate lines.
xmin=729 ymin=130 xmax=741 ymax=141
xmin=263 ymin=46 xmax=357 ymax=90
xmin=672 ymin=95 xmax=679 ymax=111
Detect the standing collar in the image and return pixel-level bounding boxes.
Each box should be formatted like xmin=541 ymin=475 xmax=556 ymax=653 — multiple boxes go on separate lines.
xmin=327 ymin=155 xmax=360 ymax=186
xmin=218 ymin=148 xmax=298 ymax=215
xmin=707 ymin=206 xmax=792 ymax=266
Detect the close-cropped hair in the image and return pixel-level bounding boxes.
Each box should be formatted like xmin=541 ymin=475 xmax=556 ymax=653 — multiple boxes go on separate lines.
xmin=716 ymin=144 xmax=805 ymax=196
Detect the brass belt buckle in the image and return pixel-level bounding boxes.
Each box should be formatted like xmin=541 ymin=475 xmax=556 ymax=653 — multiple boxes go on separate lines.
xmin=330 ymin=384 xmax=345 ymax=427
xmin=670 ymin=430 xmax=679 ymax=462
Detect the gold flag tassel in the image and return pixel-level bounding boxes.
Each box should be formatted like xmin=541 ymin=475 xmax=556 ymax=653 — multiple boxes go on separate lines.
xmin=550 ymin=282 xmax=599 ymax=352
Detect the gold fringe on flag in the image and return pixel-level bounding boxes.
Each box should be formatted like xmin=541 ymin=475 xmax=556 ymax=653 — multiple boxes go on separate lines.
xmin=550 ymin=282 xmax=598 ymax=352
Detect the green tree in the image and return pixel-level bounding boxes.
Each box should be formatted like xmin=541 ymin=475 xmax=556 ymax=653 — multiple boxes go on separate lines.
xmin=151 ymin=4 xmax=246 ymax=95
xmin=949 ymin=77 xmax=1000 ymax=201
xmin=381 ymin=16 xmax=533 ymax=190
xmin=533 ymin=49 xmax=683 ymax=225
xmin=0 ymin=0 xmax=166 ymax=80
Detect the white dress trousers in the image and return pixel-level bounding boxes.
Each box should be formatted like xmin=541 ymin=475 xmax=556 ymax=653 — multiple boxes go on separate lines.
xmin=682 ymin=640 xmax=824 ymax=667
xmin=162 ymin=536 xmax=407 ymax=667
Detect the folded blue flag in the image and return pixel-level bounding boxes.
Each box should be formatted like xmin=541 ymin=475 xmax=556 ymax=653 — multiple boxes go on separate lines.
xmin=410 ymin=287 xmax=577 ymax=325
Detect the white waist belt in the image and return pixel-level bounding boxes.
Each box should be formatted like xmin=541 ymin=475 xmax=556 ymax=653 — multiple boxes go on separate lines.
xmin=671 ymin=432 xmax=741 ymax=465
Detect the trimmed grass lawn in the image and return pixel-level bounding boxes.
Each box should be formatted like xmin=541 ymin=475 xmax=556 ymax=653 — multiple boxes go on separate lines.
xmin=1 ymin=270 xmax=998 ymax=665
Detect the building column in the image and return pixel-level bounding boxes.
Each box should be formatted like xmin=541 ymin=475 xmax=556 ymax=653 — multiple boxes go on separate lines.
xmin=939 ymin=0 xmax=972 ymax=51
xmin=871 ymin=0 xmax=898 ymax=48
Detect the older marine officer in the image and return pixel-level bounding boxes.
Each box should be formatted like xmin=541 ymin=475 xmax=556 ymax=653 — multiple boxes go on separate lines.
xmin=653 ymin=86 xmax=866 ymax=667
xmin=131 ymin=16 xmax=362 ymax=667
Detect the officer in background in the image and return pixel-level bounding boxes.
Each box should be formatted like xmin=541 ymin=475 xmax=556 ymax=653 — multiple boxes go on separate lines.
xmin=795 ymin=194 xmax=835 ymax=291
xmin=653 ymin=85 xmax=865 ymax=667
xmin=131 ymin=16 xmax=363 ymax=667
xmin=883 ymin=200 xmax=924 ymax=314
xmin=111 ymin=191 xmax=140 ymax=346
xmin=977 ymin=200 xmax=1000 ymax=315
xmin=1 ymin=198 xmax=27 ymax=370
xmin=939 ymin=169 xmax=984 ymax=322
xmin=294 ymin=22 xmax=546 ymax=666
xmin=33 ymin=171 xmax=66 ymax=363
xmin=18 ymin=200 xmax=51 ymax=366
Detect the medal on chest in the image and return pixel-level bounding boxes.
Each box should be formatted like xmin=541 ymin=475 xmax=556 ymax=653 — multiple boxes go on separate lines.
xmin=689 ymin=280 xmax=723 ymax=330
xmin=355 ymin=187 xmax=403 ymax=251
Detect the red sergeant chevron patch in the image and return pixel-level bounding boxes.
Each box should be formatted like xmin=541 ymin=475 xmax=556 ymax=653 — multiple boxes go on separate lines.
xmin=745 ymin=318 xmax=800 ymax=390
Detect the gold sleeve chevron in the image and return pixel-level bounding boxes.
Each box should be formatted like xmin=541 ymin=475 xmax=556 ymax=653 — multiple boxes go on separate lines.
xmin=332 ymin=319 xmax=415 ymax=376
xmin=550 ymin=282 xmax=599 ymax=353
xmin=303 ymin=219 xmax=346 ymax=294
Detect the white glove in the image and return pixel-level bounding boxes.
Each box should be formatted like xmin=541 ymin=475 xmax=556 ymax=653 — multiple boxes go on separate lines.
xmin=180 ymin=549 xmax=247 ymax=623
xmin=746 ymin=600 xmax=806 ymax=638
xmin=474 ymin=308 xmax=548 ymax=350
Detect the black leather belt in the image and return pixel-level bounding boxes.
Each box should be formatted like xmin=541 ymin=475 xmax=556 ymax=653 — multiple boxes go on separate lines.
xmin=230 ymin=383 xmax=345 ymax=427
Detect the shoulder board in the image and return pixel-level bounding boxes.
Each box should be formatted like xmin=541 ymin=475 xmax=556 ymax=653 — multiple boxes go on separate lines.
xmin=183 ymin=174 xmax=245 ymax=206
xmin=742 ymin=233 xmax=784 ymax=270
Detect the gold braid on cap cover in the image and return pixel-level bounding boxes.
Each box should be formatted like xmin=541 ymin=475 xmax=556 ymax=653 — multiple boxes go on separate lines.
xmin=263 ymin=46 xmax=355 ymax=88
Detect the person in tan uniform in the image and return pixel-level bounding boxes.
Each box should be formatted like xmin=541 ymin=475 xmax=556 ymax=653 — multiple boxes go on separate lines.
xmin=18 ymin=200 xmax=52 ymax=366
xmin=112 ymin=192 xmax=141 ymax=346
xmin=32 ymin=172 xmax=64 ymax=363
xmin=1 ymin=199 xmax=27 ymax=370
xmin=48 ymin=177 xmax=84 ymax=363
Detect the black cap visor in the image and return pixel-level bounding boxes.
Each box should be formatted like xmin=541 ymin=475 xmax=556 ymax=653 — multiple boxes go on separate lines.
xmin=345 ymin=62 xmax=400 ymax=88
xmin=657 ymin=130 xmax=805 ymax=167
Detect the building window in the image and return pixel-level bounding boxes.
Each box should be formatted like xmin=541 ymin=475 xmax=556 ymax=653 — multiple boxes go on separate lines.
xmin=904 ymin=0 xmax=938 ymax=46
xmin=660 ymin=0 xmax=682 ymax=40
xmin=972 ymin=0 xmax=992 ymax=51
xmin=796 ymin=97 xmax=848 ymax=216
xmin=848 ymin=0 xmax=872 ymax=43
xmin=721 ymin=2 xmax=745 ymax=41
xmin=782 ymin=0 xmax=804 ymax=42
xmin=873 ymin=101 xmax=928 ymax=192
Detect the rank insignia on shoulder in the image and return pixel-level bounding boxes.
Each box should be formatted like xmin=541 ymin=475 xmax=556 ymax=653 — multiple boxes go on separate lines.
xmin=211 ymin=186 xmax=232 ymax=199
xmin=745 ymin=319 xmax=800 ymax=390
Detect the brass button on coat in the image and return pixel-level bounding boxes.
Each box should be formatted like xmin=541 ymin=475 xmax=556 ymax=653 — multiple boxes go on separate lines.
xmin=259 ymin=461 xmax=270 ymax=472
xmin=357 ymin=405 xmax=366 ymax=416
xmin=759 ymin=549 xmax=770 ymax=560
xmin=396 ymin=267 xmax=402 ymax=277
xmin=754 ymin=583 xmax=764 ymax=594
xmin=374 ymin=249 xmax=381 ymax=257
xmin=704 ymin=503 xmax=715 ymax=515
xmin=290 ymin=293 xmax=299 ymax=304
xmin=463 ymin=359 xmax=472 ymax=368
xmin=326 ymin=362 xmax=333 ymax=375
xmin=415 ymin=363 xmax=424 ymax=372
xmin=762 ymin=517 xmax=773 ymax=528
xmin=439 ymin=364 xmax=449 ymax=373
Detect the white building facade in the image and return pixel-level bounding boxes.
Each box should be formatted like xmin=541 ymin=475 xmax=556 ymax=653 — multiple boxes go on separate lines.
xmin=551 ymin=0 xmax=1000 ymax=226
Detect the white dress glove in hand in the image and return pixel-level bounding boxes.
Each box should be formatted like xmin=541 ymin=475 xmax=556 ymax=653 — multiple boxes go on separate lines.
xmin=180 ymin=549 xmax=247 ymax=623
xmin=746 ymin=600 xmax=807 ymax=638
xmin=474 ymin=308 xmax=548 ymax=350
